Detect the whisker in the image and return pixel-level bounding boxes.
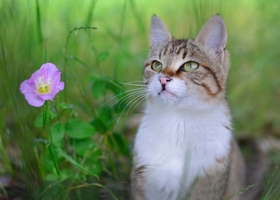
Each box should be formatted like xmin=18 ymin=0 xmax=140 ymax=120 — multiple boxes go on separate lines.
xmin=126 ymin=94 xmax=147 ymax=117
xmin=119 ymin=81 xmax=145 ymax=86
xmin=119 ymin=81 xmax=143 ymax=84
xmin=121 ymin=83 xmax=146 ymax=86
xmin=119 ymin=82 xmax=146 ymax=91
xmin=98 ymin=80 xmax=148 ymax=123
xmin=101 ymin=87 xmax=145 ymax=107
xmin=117 ymin=90 xmax=145 ymax=108
xmin=105 ymin=89 xmax=145 ymax=112
xmin=128 ymin=96 xmax=146 ymax=117
xmin=100 ymin=90 xmax=128 ymax=107
xmin=116 ymin=93 xmax=147 ymax=125
xmin=125 ymin=88 xmax=146 ymax=93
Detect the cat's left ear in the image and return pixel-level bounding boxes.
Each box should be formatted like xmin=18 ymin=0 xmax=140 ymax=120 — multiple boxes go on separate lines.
xmin=195 ymin=15 xmax=227 ymax=61
xmin=150 ymin=15 xmax=172 ymax=48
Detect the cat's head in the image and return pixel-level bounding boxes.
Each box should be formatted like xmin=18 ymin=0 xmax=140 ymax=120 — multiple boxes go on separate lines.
xmin=144 ymin=15 xmax=230 ymax=110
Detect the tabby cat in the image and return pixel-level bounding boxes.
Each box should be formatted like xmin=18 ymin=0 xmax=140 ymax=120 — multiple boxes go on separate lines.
xmin=131 ymin=15 xmax=263 ymax=200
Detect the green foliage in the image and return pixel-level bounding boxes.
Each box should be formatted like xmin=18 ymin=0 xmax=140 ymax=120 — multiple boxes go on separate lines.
xmin=65 ymin=119 xmax=96 ymax=139
xmin=50 ymin=123 xmax=65 ymax=146
xmin=261 ymin=164 xmax=280 ymax=200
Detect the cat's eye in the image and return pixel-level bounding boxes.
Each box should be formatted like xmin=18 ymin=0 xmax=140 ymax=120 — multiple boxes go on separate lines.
xmin=151 ymin=61 xmax=163 ymax=72
xmin=180 ymin=61 xmax=199 ymax=72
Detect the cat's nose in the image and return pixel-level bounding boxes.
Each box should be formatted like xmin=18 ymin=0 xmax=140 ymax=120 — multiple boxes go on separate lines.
xmin=159 ymin=76 xmax=172 ymax=85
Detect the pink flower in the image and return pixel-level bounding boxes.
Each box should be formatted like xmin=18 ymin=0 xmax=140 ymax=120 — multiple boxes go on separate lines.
xmin=20 ymin=63 xmax=64 ymax=107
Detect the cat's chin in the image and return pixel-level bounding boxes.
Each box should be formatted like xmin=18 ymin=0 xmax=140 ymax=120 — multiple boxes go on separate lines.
xmin=154 ymin=91 xmax=181 ymax=106
xmin=159 ymin=90 xmax=176 ymax=98
xmin=150 ymin=93 xmax=221 ymax=111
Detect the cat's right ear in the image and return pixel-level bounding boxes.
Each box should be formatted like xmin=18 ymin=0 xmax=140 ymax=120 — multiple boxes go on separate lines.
xmin=150 ymin=15 xmax=171 ymax=48
xmin=195 ymin=15 xmax=227 ymax=61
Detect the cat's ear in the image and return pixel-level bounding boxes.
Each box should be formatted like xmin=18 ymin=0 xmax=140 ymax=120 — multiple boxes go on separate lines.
xmin=195 ymin=15 xmax=227 ymax=60
xmin=150 ymin=15 xmax=171 ymax=48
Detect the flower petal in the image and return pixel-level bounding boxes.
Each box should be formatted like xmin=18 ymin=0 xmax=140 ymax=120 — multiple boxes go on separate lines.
xmin=49 ymin=71 xmax=62 ymax=85
xmin=25 ymin=92 xmax=45 ymax=107
xmin=31 ymin=66 xmax=46 ymax=81
xmin=40 ymin=63 xmax=60 ymax=77
xmin=20 ymin=80 xmax=33 ymax=95
xmin=40 ymin=94 xmax=56 ymax=101
xmin=51 ymin=82 xmax=64 ymax=95
xmin=56 ymin=82 xmax=64 ymax=91
xmin=20 ymin=80 xmax=44 ymax=107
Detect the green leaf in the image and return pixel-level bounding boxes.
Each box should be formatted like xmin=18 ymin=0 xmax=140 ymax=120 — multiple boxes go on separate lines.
xmin=42 ymin=155 xmax=54 ymax=174
xmin=56 ymin=102 xmax=70 ymax=109
xmin=34 ymin=112 xmax=44 ymax=128
xmin=91 ymin=107 xmax=115 ymax=134
xmin=65 ymin=119 xmax=95 ymax=139
xmin=108 ymin=133 xmax=130 ymax=155
xmin=97 ymin=52 xmax=109 ymax=62
xmin=53 ymin=145 xmax=97 ymax=176
xmin=91 ymin=118 xmax=107 ymax=134
xmin=48 ymin=109 xmax=57 ymax=119
xmin=45 ymin=169 xmax=70 ymax=181
xmin=98 ymin=107 xmax=114 ymax=129
xmin=73 ymin=139 xmax=102 ymax=175
xmin=106 ymin=80 xmax=122 ymax=97
xmin=45 ymin=173 xmax=58 ymax=182
xmin=36 ymin=139 xmax=97 ymax=177
xmin=83 ymin=158 xmax=102 ymax=175
xmin=50 ymin=123 xmax=65 ymax=146
xmin=92 ymin=79 xmax=106 ymax=99
xmin=75 ymin=138 xmax=95 ymax=156
xmin=34 ymin=106 xmax=58 ymax=128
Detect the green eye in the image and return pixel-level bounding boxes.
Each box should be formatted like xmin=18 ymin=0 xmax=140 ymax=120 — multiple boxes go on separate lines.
xmin=151 ymin=61 xmax=163 ymax=72
xmin=180 ymin=61 xmax=199 ymax=72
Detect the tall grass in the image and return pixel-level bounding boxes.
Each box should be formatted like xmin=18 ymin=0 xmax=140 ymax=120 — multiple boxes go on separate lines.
xmin=0 ymin=0 xmax=279 ymax=199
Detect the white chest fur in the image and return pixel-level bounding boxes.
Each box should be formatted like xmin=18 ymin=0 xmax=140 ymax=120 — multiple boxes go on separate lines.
xmin=133 ymin=103 xmax=232 ymax=200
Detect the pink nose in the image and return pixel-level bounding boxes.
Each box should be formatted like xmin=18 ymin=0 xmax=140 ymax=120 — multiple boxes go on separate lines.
xmin=159 ymin=76 xmax=172 ymax=85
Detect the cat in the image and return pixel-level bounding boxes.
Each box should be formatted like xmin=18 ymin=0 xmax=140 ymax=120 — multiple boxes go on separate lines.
xmin=130 ymin=14 xmax=264 ymax=200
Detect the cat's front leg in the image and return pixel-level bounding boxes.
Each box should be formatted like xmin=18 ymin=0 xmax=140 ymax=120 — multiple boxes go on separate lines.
xmin=131 ymin=159 xmax=147 ymax=200
xmin=189 ymin=156 xmax=230 ymax=200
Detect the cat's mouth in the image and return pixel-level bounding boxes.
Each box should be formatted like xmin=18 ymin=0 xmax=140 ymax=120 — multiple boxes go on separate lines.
xmin=156 ymin=89 xmax=180 ymax=105
xmin=158 ymin=89 xmax=176 ymax=98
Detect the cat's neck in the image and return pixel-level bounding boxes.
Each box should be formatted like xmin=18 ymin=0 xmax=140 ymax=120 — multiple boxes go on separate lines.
xmin=145 ymin=98 xmax=230 ymax=119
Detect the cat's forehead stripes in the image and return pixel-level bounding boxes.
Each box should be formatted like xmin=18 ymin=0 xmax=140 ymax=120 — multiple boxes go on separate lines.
xmin=159 ymin=39 xmax=189 ymax=59
xmin=156 ymin=39 xmax=209 ymax=66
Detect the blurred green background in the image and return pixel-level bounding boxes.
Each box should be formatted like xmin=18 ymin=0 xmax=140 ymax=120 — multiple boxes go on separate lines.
xmin=0 ymin=0 xmax=280 ymax=199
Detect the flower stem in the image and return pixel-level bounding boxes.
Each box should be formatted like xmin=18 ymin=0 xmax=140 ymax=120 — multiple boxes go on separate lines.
xmin=43 ymin=101 xmax=61 ymax=178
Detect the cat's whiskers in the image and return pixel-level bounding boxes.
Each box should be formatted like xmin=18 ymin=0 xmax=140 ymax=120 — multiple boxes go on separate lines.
xmin=120 ymin=81 xmax=144 ymax=84
xmin=101 ymin=81 xmax=145 ymax=107
xmin=116 ymin=92 xmax=147 ymax=124
xmin=101 ymin=80 xmax=146 ymax=125
xmin=101 ymin=89 xmax=128 ymax=107
xmin=113 ymin=81 xmax=147 ymax=124
xmin=119 ymin=81 xmax=145 ymax=88
xmin=104 ymin=88 xmax=145 ymax=112
xmin=126 ymin=93 xmax=147 ymax=117
xmin=117 ymin=89 xmax=145 ymax=109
